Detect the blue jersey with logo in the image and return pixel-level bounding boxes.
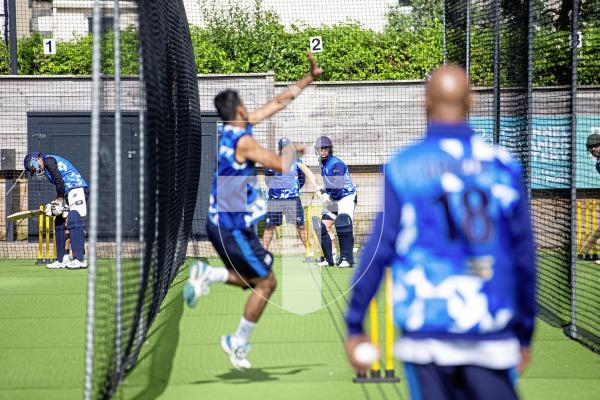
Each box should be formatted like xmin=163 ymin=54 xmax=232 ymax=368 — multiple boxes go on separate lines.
xmin=320 ymin=155 xmax=356 ymax=201
xmin=43 ymin=154 xmax=88 ymax=193
xmin=265 ymin=159 xmax=303 ymax=199
xmin=346 ymin=122 xmax=536 ymax=347
xmin=208 ymin=124 xmax=266 ymax=229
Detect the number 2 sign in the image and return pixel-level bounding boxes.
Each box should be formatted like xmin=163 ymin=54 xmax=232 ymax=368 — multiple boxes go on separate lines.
xmin=309 ymin=36 xmax=323 ymax=53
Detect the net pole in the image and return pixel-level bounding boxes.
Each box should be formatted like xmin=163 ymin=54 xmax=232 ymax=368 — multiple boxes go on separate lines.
xmin=443 ymin=0 xmax=446 ymax=65
xmin=84 ymin=0 xmax=102 ymax=397
xmin=137 ymin=31 xmax=146 ymax=362
xmin=526 ymin=0 xmax=533 ymax=196
xmin=465 ymin=0 xmax=471 ymax=77
xmin=493 ymin=0 xmax=500 ymax=145
xmin=114 ymin=0 xmax=123 ymax=376
xmin=7 ymin=0 xmax=17 ymax=74
xmin=569 ymin=0 xmax=579 ymax=339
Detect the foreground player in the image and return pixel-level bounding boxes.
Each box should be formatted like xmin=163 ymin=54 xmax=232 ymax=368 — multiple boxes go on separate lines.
xmin=24 ymin=152 xmax=89 ymax=269
xmin=345 ymin=66 xmax=536 ymax=399
xmin=262 ymin=137 xmax=318 ymax=251
xmin=184 ymin=53 xmax=323 ymax=370
xmin=313 ymin=136 xmax=357 ymax=268
xmin=579 ymin=133 xmax=600 ymax=262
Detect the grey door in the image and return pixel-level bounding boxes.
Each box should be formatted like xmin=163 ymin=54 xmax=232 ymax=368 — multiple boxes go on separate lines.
xmin=27 ymin=112 xmax=140 ymax=240
xmin=192 ymin=113 xmax=219 ymax=238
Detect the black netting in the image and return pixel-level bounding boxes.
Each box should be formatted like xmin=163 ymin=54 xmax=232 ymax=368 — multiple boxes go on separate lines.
xmin=574 ymin=0 xmax=600 ymax=353
xmin=3 ymin=1 xmax=599 ymax=398
xmin=530 ymin=0 xmax=574 ymax=336
xmin=446 ymin=0 xmax=600 ymax=353
xmin=89 ymin=0 xmax=201 ymax=398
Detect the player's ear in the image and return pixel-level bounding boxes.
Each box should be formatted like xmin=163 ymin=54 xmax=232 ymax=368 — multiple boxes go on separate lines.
xmin=425 ymin=93 xmax=433 ymax=118
xmin=237 ymin=103 xmax=247 ymax=120
xmin=465 ymin=92 xmax=473 ymax=115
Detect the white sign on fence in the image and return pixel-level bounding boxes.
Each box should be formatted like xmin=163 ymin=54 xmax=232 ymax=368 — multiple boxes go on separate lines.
xmin=309 ymin=36 xmax=323 ymax=53
xmin=43 ymin=39 xmax=56 ymax=55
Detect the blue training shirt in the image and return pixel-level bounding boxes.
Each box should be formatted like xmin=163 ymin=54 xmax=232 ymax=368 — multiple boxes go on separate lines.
xmin=265 ymin=159 xmax=303 ymax=199
xmin=320 ymin=155 xmax=356 ymax=201
xmin=346 ymin=122 xmax=536 ymax=347
xmin=43 ymin=154 xmax=88 ymax=193
xmin=208 ymin=124 xmax=266 ymax=229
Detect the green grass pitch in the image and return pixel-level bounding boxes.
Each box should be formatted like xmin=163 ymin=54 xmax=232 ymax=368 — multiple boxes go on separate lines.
xmin=0 ymin=258 xmax=599 ymax=400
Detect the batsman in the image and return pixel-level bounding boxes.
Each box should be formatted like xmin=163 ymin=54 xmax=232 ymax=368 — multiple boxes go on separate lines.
xmin=24 ymin=152 xmax=89 ymax=269
xmin=313 ymin=136 xmax=357 ymax=268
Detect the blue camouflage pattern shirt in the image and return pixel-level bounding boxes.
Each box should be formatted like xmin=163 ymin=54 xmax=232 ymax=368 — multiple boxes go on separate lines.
xmin=43 ymin=154 xmax=88 ymax=193
xmin=346 ymin=122 xmax=536 ymax=347
xmin=320 ymin=155 xmax=356 ymax=201
xmin=208 ymin=124 xmax=266 ymax=229
xmin=265 ymin=159 xmax=304 ymax=199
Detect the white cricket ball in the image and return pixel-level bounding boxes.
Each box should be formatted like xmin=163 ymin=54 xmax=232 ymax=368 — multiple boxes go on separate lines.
xmin=354 ymin=342 xmax=380 ymax=366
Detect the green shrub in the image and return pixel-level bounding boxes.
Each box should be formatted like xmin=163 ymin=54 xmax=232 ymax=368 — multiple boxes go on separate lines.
xmin=3 ymin=0 xmax=598 ymax=84
xmin=0 ymin=40 xmax=10 ymax=74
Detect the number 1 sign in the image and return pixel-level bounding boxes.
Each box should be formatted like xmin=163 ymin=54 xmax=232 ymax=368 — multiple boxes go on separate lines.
xmin=43 ymin=39 xmax=56 ymax=55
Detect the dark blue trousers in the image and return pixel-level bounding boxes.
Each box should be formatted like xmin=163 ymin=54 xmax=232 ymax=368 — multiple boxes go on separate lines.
xmin=404 ymin=363 xmax=518 ymax=400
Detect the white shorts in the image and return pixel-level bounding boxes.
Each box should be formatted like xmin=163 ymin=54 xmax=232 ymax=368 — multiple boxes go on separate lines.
xmin=324 ymin=192 xmax=357 ymax=221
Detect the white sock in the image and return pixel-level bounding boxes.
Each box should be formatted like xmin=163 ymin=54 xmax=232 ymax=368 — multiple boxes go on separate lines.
xmin=207 ymin=267 xmax=229 ymax=284
xmin=233 ymin=317 xmax=256 ymax=345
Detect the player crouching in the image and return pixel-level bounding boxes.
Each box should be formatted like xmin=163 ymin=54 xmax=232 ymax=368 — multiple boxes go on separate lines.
xmin=313 ymin=136 xmax=357 ymax=268
xmin=24 ymin=152 xmax=88 ymax=269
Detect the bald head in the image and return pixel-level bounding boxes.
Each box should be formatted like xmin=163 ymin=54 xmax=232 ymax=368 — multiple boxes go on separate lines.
xmin=425 ymin=65 xmax=471 ymax=123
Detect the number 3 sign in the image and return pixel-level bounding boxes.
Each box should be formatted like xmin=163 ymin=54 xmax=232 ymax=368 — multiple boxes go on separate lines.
xmin=309 ymin=36 xmax=323 ymax=53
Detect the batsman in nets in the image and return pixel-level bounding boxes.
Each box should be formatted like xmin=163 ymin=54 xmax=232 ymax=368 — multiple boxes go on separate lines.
xmin=24 ymin=152 xmax=89 ymax=269
xmin=313 ymin=136 xmax=357 ymax=268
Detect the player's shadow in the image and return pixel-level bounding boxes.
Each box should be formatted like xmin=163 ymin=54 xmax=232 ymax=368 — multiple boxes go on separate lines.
xmin=129 ymin=280 xmax=185 ymax=400
xmin=193 ymin=363 xmax=325 ymax=384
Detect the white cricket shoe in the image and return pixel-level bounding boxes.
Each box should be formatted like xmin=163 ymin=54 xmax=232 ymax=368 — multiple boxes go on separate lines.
xmin=316 ymin=260 xmax=333 ymax=267
xmin=183 ymin=261 xmax=210 ymax=308
xmin=46 ymin=260 xmax=64 ymax=269
xmin=221 ymin=335 xmax=251 ymax=370
xmin=338 ymin=260 xmax=352 ymax=268
xmin=62 ymin=254 xmax=71 ymax=264
xmin=65 ymin=259 xmax=87 ymax=269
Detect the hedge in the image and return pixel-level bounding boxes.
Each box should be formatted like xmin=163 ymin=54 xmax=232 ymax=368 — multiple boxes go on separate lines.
xmin=0 ymin=1 xmax=597 ymax=85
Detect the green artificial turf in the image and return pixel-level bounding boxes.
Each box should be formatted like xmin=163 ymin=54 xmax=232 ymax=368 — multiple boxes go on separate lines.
xmin=1 ymin=258 xmax=599 ymax=400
